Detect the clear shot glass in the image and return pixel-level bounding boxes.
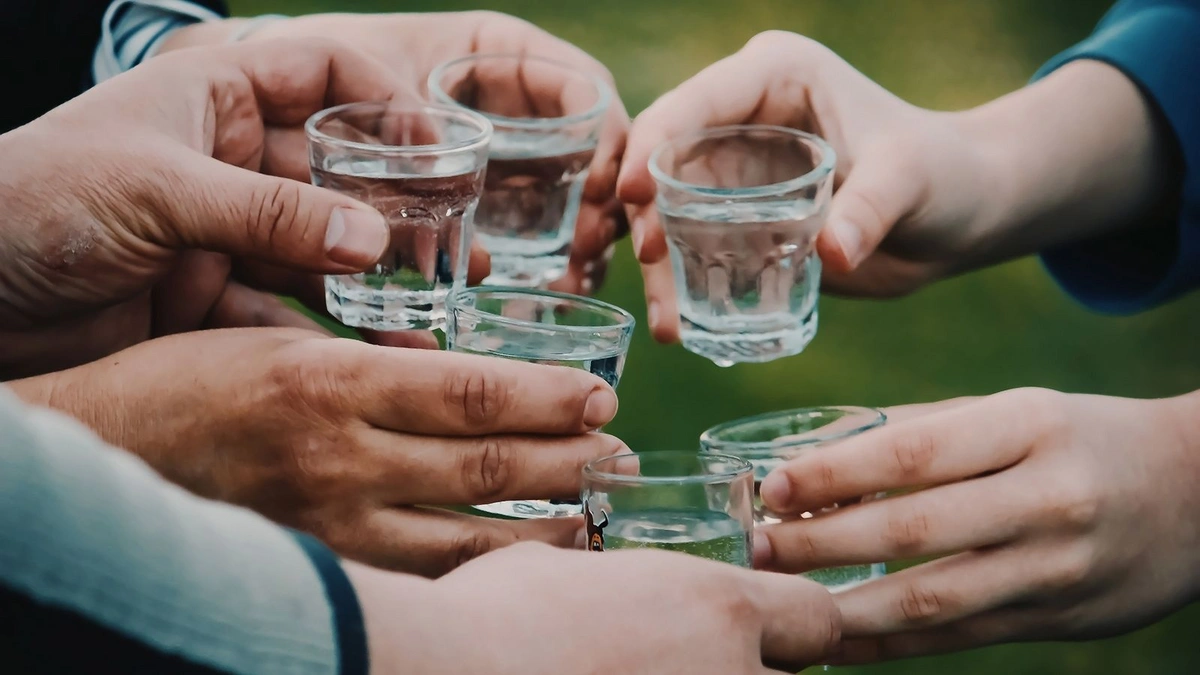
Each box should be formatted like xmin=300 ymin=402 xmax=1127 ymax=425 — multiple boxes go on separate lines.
xmin=429 ymin=54 xmax=610 ymax=287
xmin=649 ymin=125 xmax=835 ymax=366
xmin=446 ymin=286 xmax=635 ymax=519
xmin=307 ymin=102 xmax=491 ymax=330
xmin=701 ymin=406 xmax=887 ymax=590
xmin=581 ymin=451 xmax=755 ymax=567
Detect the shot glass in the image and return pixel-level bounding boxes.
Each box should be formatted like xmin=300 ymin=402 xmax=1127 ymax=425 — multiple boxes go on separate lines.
xmin=445 ymin=286 xmax=635 ymax=519
xmin=700 ymin=406 xmax=887 ymax=590
xmin=581 ymin=451 xmax=755 ymax=567
xmin=306 ymin=102 xmax=492 ymax=330
xmin=649 ymin=125 xmax=836 ymax=366
xmin=429 ymin=54 xmax=611 ymax=287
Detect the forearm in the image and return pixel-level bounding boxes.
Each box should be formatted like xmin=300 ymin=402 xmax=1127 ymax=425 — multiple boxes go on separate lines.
xmin=953 ymin=59 xmax=1174 ymax=271
xmin=0 ymin=386 xmax=362 ymax=674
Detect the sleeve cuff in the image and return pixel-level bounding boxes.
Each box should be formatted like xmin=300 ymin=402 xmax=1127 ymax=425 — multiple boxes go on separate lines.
xmin=1034 ymin=1 xmax=1200 ymax=314
xmin=93 ymin=0 xmax=225 ymax=83
xmin=288 ymin=531 xmax=369 ymax=675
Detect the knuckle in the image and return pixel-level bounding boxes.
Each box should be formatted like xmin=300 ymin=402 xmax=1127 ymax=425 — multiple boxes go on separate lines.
xmin=443 ymin=368 xmax=512 ymax=427
xmin=777 ymin=526 xmax=820 ymax=566
xmin=1005 ymin=387 xmax=1070 ymax=439
xmin=745 ymin=29 xmax=803 ymax=53
xmin=1048 ymin=477 xmax=1101 ymax=531
xmin=1043 ymin=543 xmax=1097 ymax=591
xmin=883 ymin=507 xmax=932 ymax=556
xmin=247 ymin=180 xmax=303 ymax=250
xmin=898 ymin=582 xmax=945 ymax=624
xmin=890 ymin=429 xmax=938 ymax=478
xmin=461 ymin=437 xmax=517 ymax=502
xmin=448 ymin=528 xmax=497 ymax=572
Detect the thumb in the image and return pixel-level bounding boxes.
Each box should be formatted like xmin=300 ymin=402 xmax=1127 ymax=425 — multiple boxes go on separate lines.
xmin=816 ymin=149 xmax=922 ymax=275
xmin=160 ymin=155 xmax=389 ymax=273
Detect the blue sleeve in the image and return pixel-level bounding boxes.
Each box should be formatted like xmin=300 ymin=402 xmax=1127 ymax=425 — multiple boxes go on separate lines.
xmin=1034 ymin=0 xmax=1200 ymax=314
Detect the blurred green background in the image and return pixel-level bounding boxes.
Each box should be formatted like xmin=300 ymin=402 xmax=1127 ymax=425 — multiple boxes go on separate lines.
xmin=235 ymin=0 xmax=1200 ymax=672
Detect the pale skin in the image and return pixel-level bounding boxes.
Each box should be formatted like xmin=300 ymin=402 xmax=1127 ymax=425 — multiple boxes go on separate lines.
xmin=347 ymin=542 xmax=842 ymax=674
xmin=0 ymin=39 xmax=616 ymax=575
xmin=620 ymin=30 xmax=1195 ymax=661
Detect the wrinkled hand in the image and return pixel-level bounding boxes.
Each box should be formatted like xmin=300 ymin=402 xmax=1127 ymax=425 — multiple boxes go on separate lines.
xmin=166 ymin=10 xmax=631 ymax=295
xmin=354 ymin=542 xmax=842 ymax=674
xmin=754 ymin=388 xmax=1200 ymax=663
xmin=617 ymin=30 xmax=992 ymax=342
xmin=0 ymin=38 xmax=490 ymax=380
xmin=12 ymin=328 xmax=626 ymax=577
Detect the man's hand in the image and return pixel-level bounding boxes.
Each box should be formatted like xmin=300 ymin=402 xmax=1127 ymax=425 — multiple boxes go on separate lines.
xmin=11 ymin=328 xmax=624 ymax=577
xmin=756 ymin=388 xmax=1200 ymax=662
xmin=162 ymin=10 xmax=631 ymax=296
xmin=350 ymin=542 xmax=842 ymax=674
xmin=0 ymin=38 xmax=482 ymax=379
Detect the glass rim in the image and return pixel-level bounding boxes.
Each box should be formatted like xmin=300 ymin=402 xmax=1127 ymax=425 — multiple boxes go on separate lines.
xmin=304 ymin=101 xmax=493 ymax=154
xmin=427 ymin=52 xmax=612 ymax=130
xmin=700 ymin=406 xmax=887 ymax=453
xmin=648 ymin=124 xmax=836 ymax=199
xmin=447 ymin=286 xmax=636 ymax=334
xmin=583 ymin=451 xmax=754 ymax=486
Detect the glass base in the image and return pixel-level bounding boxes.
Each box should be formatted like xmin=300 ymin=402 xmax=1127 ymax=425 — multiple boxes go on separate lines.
xmin=804 ymin=562 xmax=886 ymax=592
xmin=325 ymin=276 xmax=447 ymax=331
xmin=483 ymin=254 xmax=568 ymax=289
xmin=680 ymin=309 xmax=818 ymax=367
xmin=473 ymin=499 xmax=583 ymax=519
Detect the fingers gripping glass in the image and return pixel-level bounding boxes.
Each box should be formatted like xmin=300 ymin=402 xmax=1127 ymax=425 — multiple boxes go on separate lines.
xmin=701 ymin=406 xmax=887 ymax=589
xmin=649 ymin=125 xmax=835 ymax=366
xmin=306 ymin=101 xmax=492 ymax=331
xmin=446 ymin=286 xmax=635 ymax=519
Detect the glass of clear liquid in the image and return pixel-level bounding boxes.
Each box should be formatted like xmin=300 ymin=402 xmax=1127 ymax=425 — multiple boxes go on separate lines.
xmin=648 ymin=125 xmax=835 ymax=366
xmin=581 ymin=451 xmax=755 ymax=567
xmin=701 ymin=406 xmax=888 ymax=590
xmin=445 ymin=286 xmax=635 ymax=518
xmin=306 ymin=102 xmax=492 ymax=330
xmin=428 ymin=53 xmax=611 ymax=288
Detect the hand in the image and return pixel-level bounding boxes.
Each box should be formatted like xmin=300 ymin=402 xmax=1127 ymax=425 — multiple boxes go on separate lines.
xmin=163 ymin=11 xmax=631 ymax=296
xmin=10 ymin=328 xmax=625 ymax=577
xmin=351 ymin=542 xmax=842 ymax=674
xmin=754 ymin=388 xmax=1200 ymax=663
xmin=617 ymin=31 xmax=1171 ymax=342
xmin=0 ymin=38 xmax=487 ymax=380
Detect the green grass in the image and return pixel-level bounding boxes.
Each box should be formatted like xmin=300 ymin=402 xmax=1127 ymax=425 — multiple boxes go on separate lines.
xmin=241 ymin=1 xmax=1200 ymax=672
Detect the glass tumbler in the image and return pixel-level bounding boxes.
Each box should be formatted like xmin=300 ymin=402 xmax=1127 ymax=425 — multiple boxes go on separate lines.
xmin=701 ymin=406 xmax=887 ymax=590
xmin=429 ymin=53 xmax=610 ymax=287
xmin=581 ymin=451 xmax=755 ymax=567
xmin=446 ymin=286 xmax=635 ymax=518
xmin=649 ymin=125 xmax=835 ymax=366
xmin=307 ymin=101 xmax=491 ymax=330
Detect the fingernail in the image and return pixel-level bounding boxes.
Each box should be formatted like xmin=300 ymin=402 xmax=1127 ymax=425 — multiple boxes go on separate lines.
xmin=325 ymin=207 xmax=388 ymax=268
xmin=583 ymin=387 xmax=618 ymax=428
xmin=830 ymin=220 xmax=862 ymax=268
xmin=753 ymin=531 xmax=773 ymax=568
xmin=760 ymin=472 xmax=792 ymax=511
xmin=647 ymin=301 xmax=660 ymax=330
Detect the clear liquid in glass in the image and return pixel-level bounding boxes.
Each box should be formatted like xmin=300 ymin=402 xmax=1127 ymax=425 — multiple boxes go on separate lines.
xmin=314 ymin=159 xmax=483 ymax=330
xmin=476 ymin=133 xmax=594 ymax=286
xmin=661 ymin=199 xmax=824 ymax=366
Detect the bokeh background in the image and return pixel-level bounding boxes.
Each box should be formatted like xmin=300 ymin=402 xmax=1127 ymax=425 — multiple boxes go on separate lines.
xmin=236 ymin=0 xmax=1200 ymax=672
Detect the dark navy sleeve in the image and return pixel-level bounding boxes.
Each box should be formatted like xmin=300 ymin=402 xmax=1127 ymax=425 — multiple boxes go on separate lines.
xmin=1034 ymin=0 xmax=1200 ymax=314
xmin=290 ymin=531 xmax=370 ymax=675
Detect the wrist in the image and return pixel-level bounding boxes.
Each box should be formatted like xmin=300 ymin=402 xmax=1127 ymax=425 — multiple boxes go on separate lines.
xmin=951 ymin=60 xmax=1172 ymax=264
xmin=344 ymin=562 xmax=455 ymax=675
